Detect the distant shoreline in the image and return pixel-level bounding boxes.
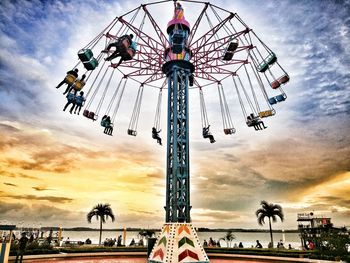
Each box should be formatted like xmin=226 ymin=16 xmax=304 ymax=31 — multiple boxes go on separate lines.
xmin=19 ymin=227 xmax=299 ymax=233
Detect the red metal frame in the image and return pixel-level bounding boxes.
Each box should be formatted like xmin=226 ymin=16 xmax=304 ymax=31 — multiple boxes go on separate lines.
xmin=104 ymin=2 xmax=254 ymax=87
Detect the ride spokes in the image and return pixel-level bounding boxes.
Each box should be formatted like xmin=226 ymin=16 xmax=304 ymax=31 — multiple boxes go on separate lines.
xmin=152 ymin=88 xmax=163 ymax=146
xmin=217 ymin=82 xmax=236 ymax=135
xmin=56 ymin=0 xmax=290 ymax=138
xmin=128 ymin=84 xmax=144 ymax=136
xmin=199 ymin=88 xmax=215 ymax=143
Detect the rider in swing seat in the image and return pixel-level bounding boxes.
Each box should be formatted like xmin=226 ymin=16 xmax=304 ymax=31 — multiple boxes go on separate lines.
xmin=104 ymin=34 xmax=134 ymax=61
xmin=152 ymin=127 xmax=162 ymax=145
xmin=63 ymin=74 xmax=86 ymax=95
xmin=70 ymin=91 xmax=86 ymax=115
xmin=247 ymin=113 xmax=267 ymax=130
xmin=202 ymin=125 xmax=216 ymax=143
xmin=56 ymin=68 xmax=78 ymax=89
xmin=63 ymin=91 xmax=76 ymax=113
xmin=101 ymin=115 xmax=113 ymax=135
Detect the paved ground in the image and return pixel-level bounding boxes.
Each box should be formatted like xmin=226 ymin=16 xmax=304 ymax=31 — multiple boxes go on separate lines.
xmin=26 ymin=259 xmax=268 ymax=263
xmin=10 ymin=253 xmax=335 ymax=263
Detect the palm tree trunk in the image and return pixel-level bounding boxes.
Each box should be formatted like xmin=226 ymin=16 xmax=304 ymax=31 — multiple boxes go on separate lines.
xmin=269 ymin=217 xmax=273 ymax=248
xmin=99 ymin=217 xmax=102 ymax=246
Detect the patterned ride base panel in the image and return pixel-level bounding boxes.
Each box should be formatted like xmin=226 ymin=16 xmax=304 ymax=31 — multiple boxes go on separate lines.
xmin=149 ymin=223 xmax=209 ymax=263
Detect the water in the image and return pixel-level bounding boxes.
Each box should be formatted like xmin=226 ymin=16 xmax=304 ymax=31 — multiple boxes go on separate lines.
xmin=58 ymin=230 xmax=301 ymax=249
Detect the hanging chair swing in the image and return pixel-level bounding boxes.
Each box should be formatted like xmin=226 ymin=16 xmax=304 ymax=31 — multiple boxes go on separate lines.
xmin=127 ymin=84 xmax=144 ymax=136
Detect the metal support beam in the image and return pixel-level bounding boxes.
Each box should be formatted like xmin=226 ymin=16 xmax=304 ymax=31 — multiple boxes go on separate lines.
xmin=163 ymin=62 xmax=193 ymax=223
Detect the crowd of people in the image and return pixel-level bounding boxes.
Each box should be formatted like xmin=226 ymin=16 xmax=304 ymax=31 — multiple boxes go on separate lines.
xmin=203 ymin=238 xmax=296 ymax=250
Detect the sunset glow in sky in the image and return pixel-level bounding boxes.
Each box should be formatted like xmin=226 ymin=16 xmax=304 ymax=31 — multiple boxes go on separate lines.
xmin=0 ymin=0 xmax=349 ymax=230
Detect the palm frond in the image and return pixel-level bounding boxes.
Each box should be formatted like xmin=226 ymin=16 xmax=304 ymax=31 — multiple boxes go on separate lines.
xmin=256 ymin=200 xmax=284 ymax=225
xmin=86 ymin=203 xmax=116 ymax=223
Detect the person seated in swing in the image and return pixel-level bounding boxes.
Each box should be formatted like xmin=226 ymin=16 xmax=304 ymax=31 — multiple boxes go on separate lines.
xmin=202 ymin=125 xmax=216 ymax=143
xmin=101 ymin=115 xmax=113 ymax=135
xmin=152 ymin=127 xmax=162 ymax=145
xmin=109 ymin=41 xmax=137 ymax=67
xmin=104 ymin=34 xmax=134 ymax=61
xmin=56 ymin=68 xmax=78 ymax=89
xmin=70 ymin=91 xmax=86 ymax=115
xmin=106 ymin=122 xmax=113 ymax=135
xmin=63 ymin=90 xmax=76 ymax=113
xmin=63 ymin=74 xmax=86 ymax=95
xmin=247 ymin=113 xmax=267 ymax=130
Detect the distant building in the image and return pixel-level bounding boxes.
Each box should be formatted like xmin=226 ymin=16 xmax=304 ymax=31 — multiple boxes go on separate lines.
xmin=297 ymin=212 xmax=334 ymax=249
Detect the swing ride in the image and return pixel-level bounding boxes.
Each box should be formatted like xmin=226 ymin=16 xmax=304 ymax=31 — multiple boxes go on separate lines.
xmin=57 ymin=1 xmax=290 ymax=262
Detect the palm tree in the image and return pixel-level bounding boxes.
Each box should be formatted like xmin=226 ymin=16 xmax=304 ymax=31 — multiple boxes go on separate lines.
xmin=255 ymin=200 xmax=284 ymax=248
xmin=219 ymin=230 xmax=236 ymax=248
xmin=87 ymin=203 xmax=115 ymax=245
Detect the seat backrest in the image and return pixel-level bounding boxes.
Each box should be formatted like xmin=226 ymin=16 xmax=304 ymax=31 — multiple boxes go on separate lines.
xmin=83 ymin=110 xmax=89 ymax=117
xmin=78 ymin=49 xmax=93 ymax=62
xmin=259 ymin=110 xmax=274 ymax=118
xmin=88 ymin=112 xmax=95 ymax=119
xmin=278 ymin=75 xmax=290 ymax=84
xmin=271 ymin=80 xmax=280 ymax=89
xmin=65 ymin=74 xmax=77 ymax=85
xmin=268 ymin=97 xmax=277 ymax=105
xmin=275 ymin=94 xmax=286 ymax=102
xmin=74 ymin=80 xmax=86 ymax=90
xmin=227 ymin=41 xmax=238 ymax=52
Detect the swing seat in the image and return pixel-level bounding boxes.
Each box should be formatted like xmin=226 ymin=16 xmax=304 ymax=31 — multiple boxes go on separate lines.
xmin=101 ymin=120 xmax=109 ymax=127
xmin=66 ymin=93 xmax=75 ymax=102
xmin=88 ymin=111 xmax=97 ymax=120
xmin=127 ymin=129 xmax=137 ymax=136
xmin=223 ymin=41 xmax=238 ymax=61
xmin=224 ymin=128 xmax=236 ymax=135
xmin=222 ymin=51 xmax=234 ymax=61
xmin=118 ymin=38 xmax=131 ymax=51
xmin=259 ymin=110 xmax=275 ymax=118
xmin=73 ymin=80 xmax=86 ymax=91
xmin=83 ymin=109 xmax=89 ymax=118
xmin=275 ymin=94 xmax=286 ymax=102
xmin=268 ymin=97 xmax=277 ymax=105
xmin=227 ymin=41 xmax=238 ymax=52
xmin=83 ymin=58 xmax=99 ymax=71
xmin=257 ymin=61 xmax=269 ymax=72
xmin=65 ymin=74 xmax=77 ymax=85
xmin=266 ymin=53 xmax=277 ymax=65
xmin=271 ymin=80 xmax=280 ymax=89
xmin=246 ymin=120 xmax=254 ymax=127
xmin=76 ymin=100 xmax=84 ymax=107
xmin=257 ymin=53 xmax=277 ymax=72
xmin=78 ymin=49 xmax=93 ymax=62
xmin=278 ymin=74 xmax=290 ymax=84
xmin=122 ymin=48 xmax=136 ymax=61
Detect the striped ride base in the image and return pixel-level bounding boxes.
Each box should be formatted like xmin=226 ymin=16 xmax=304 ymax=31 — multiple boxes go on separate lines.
xmin=149 ymin=223 xmax=209 ymax=263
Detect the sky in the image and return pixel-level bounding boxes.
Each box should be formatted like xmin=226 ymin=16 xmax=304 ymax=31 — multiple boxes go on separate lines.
xmin=0 ymin=0 xmax=349 ymax=231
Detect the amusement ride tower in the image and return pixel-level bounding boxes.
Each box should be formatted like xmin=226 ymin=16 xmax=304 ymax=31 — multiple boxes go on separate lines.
xmin=59 ymin=0 xmax=291 ymax=262
xmin=148 ymin=4 xmax=209 ymax=263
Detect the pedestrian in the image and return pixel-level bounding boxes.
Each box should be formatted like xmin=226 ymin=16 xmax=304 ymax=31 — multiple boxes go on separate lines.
xmin=255 ymin=240 xmax=262 ymax=248
xmin=15 ymin=232 xmax=28 ymax=263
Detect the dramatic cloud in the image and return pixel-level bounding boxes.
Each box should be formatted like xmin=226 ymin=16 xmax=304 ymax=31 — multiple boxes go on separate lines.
xmin=3 ymin=183 xmax=17 ymax=187
xmin=0 ymin=202 xmax=85 ymax=226
xmin=0 ymin=0 xmax=349 ymax=229
xmin=0 ymin=192 xmax=73 ymax=203
xmin=32 ymin=186 xmax=53 ymax=191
